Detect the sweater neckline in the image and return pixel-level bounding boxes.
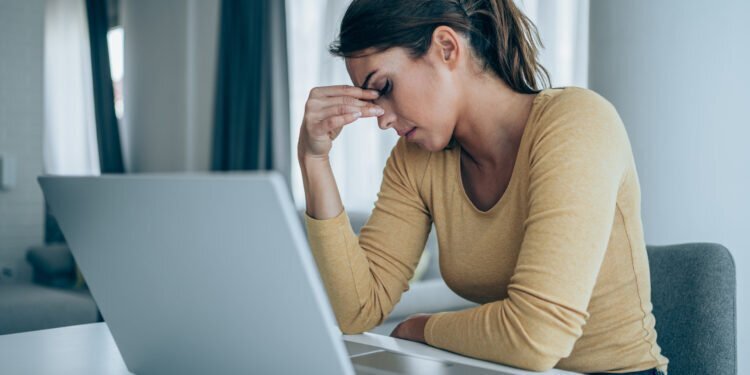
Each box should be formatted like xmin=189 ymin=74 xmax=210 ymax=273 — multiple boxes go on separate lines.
xmin=454 ymin=89 xmax=552 ymax=215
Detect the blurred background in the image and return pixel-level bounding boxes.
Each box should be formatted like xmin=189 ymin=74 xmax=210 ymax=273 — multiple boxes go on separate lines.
xmin=0 ymin=0 xmax=747 ymax=372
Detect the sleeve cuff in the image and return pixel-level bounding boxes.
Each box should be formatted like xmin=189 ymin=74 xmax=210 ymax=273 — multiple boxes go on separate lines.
xmin=424 ymin=311 xmax=451 ymax=347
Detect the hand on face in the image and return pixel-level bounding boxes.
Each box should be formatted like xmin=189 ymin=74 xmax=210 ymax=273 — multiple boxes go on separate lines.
xmin=297 ymin=85 xmax=384 ymax=160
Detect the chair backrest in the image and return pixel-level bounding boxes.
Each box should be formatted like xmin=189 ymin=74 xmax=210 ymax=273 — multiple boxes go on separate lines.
xmin=648 ymin=243 xmax=736 ymax=374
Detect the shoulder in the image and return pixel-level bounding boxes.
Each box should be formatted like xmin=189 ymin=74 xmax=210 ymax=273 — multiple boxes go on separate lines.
xmin=528 ymin=87 xmax=631 ymax=168
xmin=543 ymin=86 xmax=613 ymax=108
xmin=536 ymin=87 xmax=619 ymax=125
xmin=532 ymin=87 xmax=627 ymax=146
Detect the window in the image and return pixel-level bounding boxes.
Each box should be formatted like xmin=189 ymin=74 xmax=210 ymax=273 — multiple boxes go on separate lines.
xmin=107 ymin=26 xmax=123 ymax=120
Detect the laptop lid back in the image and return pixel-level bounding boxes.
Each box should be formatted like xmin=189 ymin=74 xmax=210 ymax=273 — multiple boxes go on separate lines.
xmin=39 ymin=172 xmax=354 ymax=375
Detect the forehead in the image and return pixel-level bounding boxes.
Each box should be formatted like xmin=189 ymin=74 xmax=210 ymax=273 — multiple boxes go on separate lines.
xmin=344 ymin=48 xmax=409 ymax=87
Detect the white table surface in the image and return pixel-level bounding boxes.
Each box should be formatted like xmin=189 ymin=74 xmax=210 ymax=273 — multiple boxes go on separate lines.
xmin=0 ymin=323 xmax=579 ymax=375
xmin=0 ymin=323 xmax=131 ymax=375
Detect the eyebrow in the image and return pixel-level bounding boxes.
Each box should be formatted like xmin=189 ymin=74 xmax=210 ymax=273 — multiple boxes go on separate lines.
xmin=360 ymin=70 xmax=377 ymax=90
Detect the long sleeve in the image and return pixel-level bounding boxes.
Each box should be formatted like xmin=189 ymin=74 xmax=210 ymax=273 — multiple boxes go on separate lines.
xmin=304 ymin=139 xmax=432 ymax=334
xmin=424 ymin=92 xmax=631 ymax=371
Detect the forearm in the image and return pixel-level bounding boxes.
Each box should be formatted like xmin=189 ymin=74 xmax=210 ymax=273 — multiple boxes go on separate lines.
xmin=304 ymin=208 xmax=380 ymax=333
xmin=298 ymin=152 xmax=380 ymax=332
xmin=299 ymin=154 xmax=344 ymax=220
xmin=424 ymin=289 xmax=585 ymax=372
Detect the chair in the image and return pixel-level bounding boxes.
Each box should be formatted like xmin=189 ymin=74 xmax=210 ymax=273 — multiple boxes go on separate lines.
xmin=648 ymin=243 xmax=736 ymax=374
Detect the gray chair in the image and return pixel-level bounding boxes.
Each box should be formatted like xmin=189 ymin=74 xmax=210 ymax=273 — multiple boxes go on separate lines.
xmin=648 ymin=243 xmax=736 ymax=374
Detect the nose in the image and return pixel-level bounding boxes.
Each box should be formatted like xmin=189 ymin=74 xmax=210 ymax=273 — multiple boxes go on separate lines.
xmin=377 ymin=110 xmax=396 ymax=131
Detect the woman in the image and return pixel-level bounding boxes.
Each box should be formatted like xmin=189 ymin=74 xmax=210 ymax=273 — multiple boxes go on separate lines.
xmin=297 ymin=0 xmax=669 ymax=374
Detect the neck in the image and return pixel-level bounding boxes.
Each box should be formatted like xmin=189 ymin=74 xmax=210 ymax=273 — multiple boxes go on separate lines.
xmin=452 ymin=74 xmax=537 ymax=168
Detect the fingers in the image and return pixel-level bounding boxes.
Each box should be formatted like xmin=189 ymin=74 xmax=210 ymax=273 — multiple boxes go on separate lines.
xmin=312 ymin=104 xmax=383 ymax=122
xmin=303 ymin=85 xmax=385 ymax=141
xmin=309 ymin=85 xmax=380 ymax=100
xmin=305 ymin=96 xmax=378 ymax=115
xmin=389 ymin=323 xmax=403 ymax=338
xmin=389 ymin=321 xmax=412 ymax=341
xmin=329 ymin=95 xmax=377 ymax=107
xmin=320 ymin=112 xmax=363 ymax=133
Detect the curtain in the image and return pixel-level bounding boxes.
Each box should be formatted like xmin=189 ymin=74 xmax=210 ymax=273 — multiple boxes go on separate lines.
xmin=85 ymin=0 xmax=125 ymax=174
xmin=212 ymin=0 xmax=291 ymax=187
xmin=43 ymin=0 xmax=100 ymax=177
xmin=43 ymin=0 xmax=125 ymax=243
xmin=519 ymin=0 xmax=590 ymax=88
xmin=286 ymin=0 xmax=589 ymax=212
xmin=44 ymin=0 xmax=101 ymax=243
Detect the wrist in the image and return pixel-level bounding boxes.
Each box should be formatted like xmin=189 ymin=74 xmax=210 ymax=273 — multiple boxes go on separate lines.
xmin=299 ymin=153 xmax=329 ymax=163
xmin=297 ymin=143 xmax=329 ymax=163
xmin=298 ymin=154 xmax=331 ymax=175
xmin=413 ymin=314 xmax=431 ymax=343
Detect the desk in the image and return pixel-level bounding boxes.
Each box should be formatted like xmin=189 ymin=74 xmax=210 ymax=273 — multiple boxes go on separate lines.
xmin=0 ymin=323 xmax=579 ymax=374
xmin=0 ymin=323 xmax=130 ymax=374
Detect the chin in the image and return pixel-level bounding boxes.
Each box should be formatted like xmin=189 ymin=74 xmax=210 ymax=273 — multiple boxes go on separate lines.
xmin=415 ymin=137 xmax=450 ymax=153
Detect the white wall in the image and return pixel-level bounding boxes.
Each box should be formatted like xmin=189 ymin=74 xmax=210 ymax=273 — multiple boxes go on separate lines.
xmin=0 ymin=0 xmax=45 ymax=282
xmin=589 ymin=0 xmax=749 ymax=371
xmin=122 ymin=0 xmax=219 ymax=172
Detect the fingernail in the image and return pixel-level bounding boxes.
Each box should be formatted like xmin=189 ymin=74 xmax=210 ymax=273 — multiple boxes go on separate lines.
xmin=369 ymin=108 xmax=384 ymax=115
xmin=352 ymin=112 xmax=362 ymax=118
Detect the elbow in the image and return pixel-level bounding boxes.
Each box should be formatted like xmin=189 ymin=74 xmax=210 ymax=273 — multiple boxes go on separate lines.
xmin=339 ymin=326 xmax=364 ymax=335
xmin=335 ymin=290 xmax=396 ymax=334
xmin=338 ymin=322 xmax=374 ymax=335
xmin=497 ymin=342 xmax=570 ymax=372
xmin=335 ymin=307 xmax=384 ymax=335
xmin=507 ymin=324 xmax=581 ymax=372
xmin=502 ymin=291 xmax=586 ymax=371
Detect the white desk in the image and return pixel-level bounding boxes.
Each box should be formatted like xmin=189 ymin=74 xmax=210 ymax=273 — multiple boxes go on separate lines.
xmin=0 ymin=323 xmax=578 ymax=374
xmin=0 ymin=323 xmax=130 ymax=374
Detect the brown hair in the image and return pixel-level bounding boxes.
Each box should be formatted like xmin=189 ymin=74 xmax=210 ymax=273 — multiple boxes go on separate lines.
xmin=329 ymin=0 xmax=550 ymax=94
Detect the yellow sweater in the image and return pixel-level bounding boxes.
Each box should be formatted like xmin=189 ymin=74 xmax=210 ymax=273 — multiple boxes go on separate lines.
xmin=304 ymin=87 xmax=669 ymax=373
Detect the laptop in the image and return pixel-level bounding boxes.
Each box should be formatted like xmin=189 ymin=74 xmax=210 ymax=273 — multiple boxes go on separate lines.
xmin=39 ymin=172 xmax=528 ymax=375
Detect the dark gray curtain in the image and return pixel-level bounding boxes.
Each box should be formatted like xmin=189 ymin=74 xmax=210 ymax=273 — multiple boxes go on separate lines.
xmin=85 ymin=0 xmax=125 ymax=174
xmin=45 ymin=0 xmax=125 ymax=243
xmin=212 ymin=0 xmax=290 ymax=185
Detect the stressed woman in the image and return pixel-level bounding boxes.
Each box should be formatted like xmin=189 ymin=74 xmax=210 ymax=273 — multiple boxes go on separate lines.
xmin=297 ymin=0 xmax=669 ymax=374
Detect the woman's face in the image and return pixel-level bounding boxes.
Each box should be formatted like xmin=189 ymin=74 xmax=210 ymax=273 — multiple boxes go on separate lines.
xmin=345 ymin=45 xmax=461 ymax=152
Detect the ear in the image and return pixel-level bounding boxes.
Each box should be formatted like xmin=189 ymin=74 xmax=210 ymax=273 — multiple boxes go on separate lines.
xmin=430 ymin=26 xmax=461 ymax=70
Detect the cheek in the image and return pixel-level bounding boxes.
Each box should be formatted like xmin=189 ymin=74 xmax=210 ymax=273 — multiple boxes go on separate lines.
xmin=417 ymin=91 xmax=457 ymax=142
xmin=394 ymin=83 xmax=456 ymax=131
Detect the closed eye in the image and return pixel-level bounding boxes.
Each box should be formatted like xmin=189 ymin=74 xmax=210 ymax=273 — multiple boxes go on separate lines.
xmin=378 ymin=80 xmax=392 ymax=97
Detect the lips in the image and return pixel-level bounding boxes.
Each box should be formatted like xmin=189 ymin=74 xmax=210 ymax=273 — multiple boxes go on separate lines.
xmin=399 ymin=127 xmax=416 ymax=137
